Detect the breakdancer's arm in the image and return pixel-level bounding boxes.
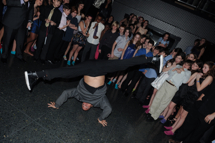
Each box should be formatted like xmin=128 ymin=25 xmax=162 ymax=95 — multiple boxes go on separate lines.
xmin=47 ymin=88 xmax=79 ymax=109
xmin=97 ymin=96 xmax=112 ymax=127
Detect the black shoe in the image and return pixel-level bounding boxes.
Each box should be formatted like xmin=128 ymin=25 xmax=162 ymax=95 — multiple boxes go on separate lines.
xmin=41 ymin=60 xmax=45 ymax=65
xmin=33 ymin=58 xmax=38 ymax=62
xmin=1 ymin=58 xmax=7 ymax=64
xmin=18 ymin=58 xmax=26 ymax=62
xmin=124 ymin=92 xmax=129 ymax=97
xmin=24 ymin=71 xmax=39 ymax=91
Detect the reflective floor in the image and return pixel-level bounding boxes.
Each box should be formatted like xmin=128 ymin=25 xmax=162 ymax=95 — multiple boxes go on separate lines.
xmin=0 ymin=55 xmax=171 ymax=143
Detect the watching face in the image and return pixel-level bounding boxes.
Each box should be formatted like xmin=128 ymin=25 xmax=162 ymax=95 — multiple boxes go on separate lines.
xmin=192 ymin=63 xmax=200 ymax=71
xmin=183 ymin=63 xmax=190 ymax=69
xmin=202 ymin=64 xmax=210 ymax=74
xmin=163 ymin=34 xmax=169 ymax=41
xmin=64 ymin=9 xmax=71 ymax=16
xmin=187 ymin=54 xmax=195 ymax=61
xmin=175 ymin=56 xmax=183 ymax=64
xmin=71 ymin=11 xmax=77 ymax=17
xmin=125 ymin=30 xmax=130 ymax=37
xmin=96 ymin=16 xmax=102 ymax=23
xmin=53 ymin=0 xmax=61 ymax=7
xmin=36 ymin=0 xmax=43 ymax=6
xmin=134 ymin=34 xmax=140 ymax=42
xmin=79 ymin=4 xmax=84 ymax=10
xmin=119 ymin=27 xmax=125 ymax=34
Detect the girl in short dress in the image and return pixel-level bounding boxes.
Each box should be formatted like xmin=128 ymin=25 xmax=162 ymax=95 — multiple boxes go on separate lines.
xmin=67 ymin=15 xmax=92 ymax=66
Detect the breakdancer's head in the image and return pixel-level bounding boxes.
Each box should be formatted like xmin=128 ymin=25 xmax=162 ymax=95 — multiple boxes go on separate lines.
xmin=82 ymin=102 xmax=93 ymax=111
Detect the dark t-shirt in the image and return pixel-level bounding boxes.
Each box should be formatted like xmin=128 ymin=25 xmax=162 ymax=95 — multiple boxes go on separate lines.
xmin=62 ymin=15 xmax=78 ymax=42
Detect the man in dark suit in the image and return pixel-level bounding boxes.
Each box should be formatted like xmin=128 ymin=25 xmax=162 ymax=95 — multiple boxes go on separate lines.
xmin=1 ymin=0 xmax=34 ymax=63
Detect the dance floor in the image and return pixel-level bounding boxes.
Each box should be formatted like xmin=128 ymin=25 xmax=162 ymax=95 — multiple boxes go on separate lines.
xmin=0 ymin=55 xmax=171 ymax=143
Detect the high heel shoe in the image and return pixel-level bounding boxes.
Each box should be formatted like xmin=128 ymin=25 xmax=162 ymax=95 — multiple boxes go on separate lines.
xmin=107 ymin=81 xmax=112 ymax=85
xmin=11 ymin=51 xmax=16 ymax=55
xmin=115 ymin=84 xmax=118 ymax=89
xmin=72 ymin=61 xmax=75 ymax=66
xmin=142 ymin=105 xmax=149 ymax=109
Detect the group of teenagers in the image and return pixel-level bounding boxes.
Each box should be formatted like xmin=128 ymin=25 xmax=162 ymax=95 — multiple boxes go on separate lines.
xmin=1 ymin=0 xmax=215 ymax=142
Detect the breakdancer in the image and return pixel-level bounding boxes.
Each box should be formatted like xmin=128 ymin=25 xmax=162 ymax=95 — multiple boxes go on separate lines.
xmin=24 ymin=55 xmax=163 ymax=126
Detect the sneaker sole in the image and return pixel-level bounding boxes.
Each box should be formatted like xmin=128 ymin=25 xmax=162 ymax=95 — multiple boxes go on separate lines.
xmin=159 ymin=55 xmax=164 ymax=73
xmin=24 ymin=71 xmax=31 ymax=91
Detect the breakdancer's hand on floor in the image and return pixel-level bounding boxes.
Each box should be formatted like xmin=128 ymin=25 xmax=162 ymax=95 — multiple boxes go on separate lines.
xmin=98 ymin=119 xmax=107 ymax=127
xmin=47 ymin=102 xmax=59 ymax=109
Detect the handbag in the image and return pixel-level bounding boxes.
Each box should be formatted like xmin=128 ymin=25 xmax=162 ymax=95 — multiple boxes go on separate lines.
xmin=95 ymin=43 xmax=100 ymax=60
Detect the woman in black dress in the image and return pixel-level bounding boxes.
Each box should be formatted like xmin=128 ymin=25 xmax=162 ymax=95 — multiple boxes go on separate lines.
xmin=164 ymin=61 xmax=214 ymax=136
xmin=191 ymin=38 xmax=207 ymax=59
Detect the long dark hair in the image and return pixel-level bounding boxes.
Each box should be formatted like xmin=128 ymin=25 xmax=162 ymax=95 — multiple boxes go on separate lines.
xmin=191 ymin=38 xmax=207 ymax=53
xmin=203 ymin=61 xmax=215 ymax=78
xmin=166 ymin=52 xmax=186 ymax=66
xmin=76 ymin=0 xmax=84 ymax=15
xmin=129 ymin=33 xmax=141 ymax=49
xmin=191 ymin=59 xmax=203 ymax=74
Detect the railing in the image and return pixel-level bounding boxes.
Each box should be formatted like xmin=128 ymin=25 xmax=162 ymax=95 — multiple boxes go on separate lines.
xmin=177 ymin=0 xmax=215 ymax=16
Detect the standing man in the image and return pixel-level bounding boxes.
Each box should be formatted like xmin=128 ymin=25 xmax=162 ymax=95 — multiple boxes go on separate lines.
xmin=81 ymin=15 xmax=104 ymax=62
xmin=1 ymin=0 xmax=34 ymax=63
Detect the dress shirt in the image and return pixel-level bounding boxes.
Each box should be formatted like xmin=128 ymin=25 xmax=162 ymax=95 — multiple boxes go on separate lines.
xmin=113 ymin=35 xmax=130 ymax=57
xmin=166 ymin=65 xmax=191 ymax=90
xmin=163 ymin=54 xmax=173 ymax=66
xmin=58 ymin=12 xmax=67 ymax=31
xmin=145 ymin=68 xmax=157 ymax=78
xmin=58 ymin=4 xmax=63 ymax=13
xmin=87 ymin=21 xmax=104 ymax=45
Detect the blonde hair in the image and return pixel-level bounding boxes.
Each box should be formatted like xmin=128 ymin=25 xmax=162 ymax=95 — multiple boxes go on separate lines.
xmin=112 ymin=21 xmax=119 ymax=28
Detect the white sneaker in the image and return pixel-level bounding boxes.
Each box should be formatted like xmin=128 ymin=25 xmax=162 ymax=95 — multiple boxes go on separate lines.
xmin=76 ymin=57 xmax=79 ymax=60
xmin=112 ymin=78 xmax=116 ymax=83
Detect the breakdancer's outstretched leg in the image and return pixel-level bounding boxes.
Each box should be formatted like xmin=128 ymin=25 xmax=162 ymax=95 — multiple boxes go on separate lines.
xmin=24 ymin=55 xmax=163 ymax=127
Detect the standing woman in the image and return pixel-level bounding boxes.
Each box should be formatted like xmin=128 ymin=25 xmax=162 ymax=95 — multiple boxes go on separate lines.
xmin=135 ymin=16 xmax=144 ymax=32
xmin=128 ymin=15 xmax=138 ymax=34
xmin=105 ymin=15 xmax=114 ymax=27
xmin=191 ymin=38 xmax=207 ymax=59
xmin=136 ymin=20 xmax=148 ymax=35
xmin=24 ymin=0 xmax=43 ymax=56
xmin=98 ymin=0 xmax=112 ymax=20
xmin=67 ymin=15 xmax=92 ymax=66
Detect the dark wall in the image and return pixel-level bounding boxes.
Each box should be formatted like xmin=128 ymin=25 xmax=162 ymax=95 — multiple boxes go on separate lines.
xmin=111 ymin=0 xmax=215 ymax=50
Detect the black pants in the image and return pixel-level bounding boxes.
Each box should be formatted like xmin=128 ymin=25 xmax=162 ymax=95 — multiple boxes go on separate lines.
xmin=81 ymin=41 xmax=97 ymax=62
xmin=1 ymin=24 xmax=26 ymax=59
xmin=136 ymin=76 xmax=155 ymax=103
xmin=174 ymin=108 xmax=213 ymax=143
xmin=46 ymin=29 xmax=64 ymax=61
xmin=121 ymin=69 xmax=144 ymax=94
xmin=99 ymin=45 xmax=111 ymax=60
xmin=35 ymin=30 xmax=53 ymax=60
xmin=54 ymin=40 xmax=70 ymax=60
xmin=38 ymin=55 xmax=152 ymax=81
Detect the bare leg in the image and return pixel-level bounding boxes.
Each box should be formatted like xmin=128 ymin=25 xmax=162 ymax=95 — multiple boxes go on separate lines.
xmin=73 ymin=46 xmax=83 ymax=62
xmin=118 ymin=73 xmax=128 ymax=86
xmin=68 ymin=44 xmax=79 ymax=61
xmin=0 ymin=27 xmax=4 ymax=43
xmin=148 ymin=88 xmax=157 ymax=106
xmin=164 ymin=102 xmax=176 ymax=120
xmin=133 ymin=79 xmax=140 ymax=90
xmin=172 ymin=116 xmax=181 ymax=128
xmin=161 ymin=106 xmax=169 ymax=117
xmin=11 ymin=40 xmax=16 ymax=52
xmin=175 ymin=106 xmax=183 ymax=119
xmin=64 ymin=41 xmax=72 ymax=56
xmin=171 ymin=110 xmax=188 ymax=133
xmin=24 ymin=33 xmax=37 ymax=56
